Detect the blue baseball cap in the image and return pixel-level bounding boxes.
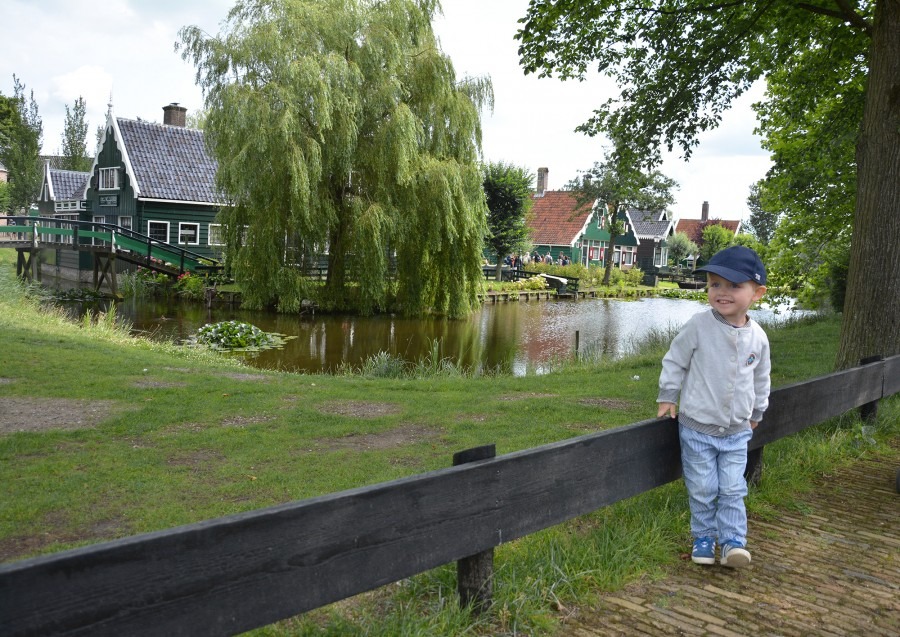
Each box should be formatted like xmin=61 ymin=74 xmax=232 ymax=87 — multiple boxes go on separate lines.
xmin=695 ymin=246 xmax=766 ymax=285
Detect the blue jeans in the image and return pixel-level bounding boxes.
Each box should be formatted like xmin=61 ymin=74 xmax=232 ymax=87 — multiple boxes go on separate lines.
xmin=679 ymin=423 xmax=753 ymax=546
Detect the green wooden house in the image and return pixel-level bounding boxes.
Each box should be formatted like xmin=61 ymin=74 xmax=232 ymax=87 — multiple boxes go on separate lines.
xmin=33 ymin=103 xmax=224 ymax=282
xmin=86 ymin=103 xmax=223 ymax=256
xmin=527 ymin=168 xmax=641 ymax=268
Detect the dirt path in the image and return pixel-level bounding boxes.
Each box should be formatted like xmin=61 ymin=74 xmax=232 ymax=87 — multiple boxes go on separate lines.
xmin=564 ymin=446 xmax=900 ymax=636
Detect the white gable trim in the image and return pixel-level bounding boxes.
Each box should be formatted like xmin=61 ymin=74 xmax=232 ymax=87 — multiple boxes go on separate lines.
xmin=87 ymin=110 xmax=141 ymax=198
xmin=43 ymin=161 xmax=54 ymax=201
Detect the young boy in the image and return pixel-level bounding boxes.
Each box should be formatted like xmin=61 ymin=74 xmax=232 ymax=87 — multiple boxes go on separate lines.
xmin=657 ymin=246 xmax=770 ymax=568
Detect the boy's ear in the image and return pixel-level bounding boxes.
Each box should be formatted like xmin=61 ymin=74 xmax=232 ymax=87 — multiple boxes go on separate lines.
xmin=752 ymin=285 xmax=767 ymax=302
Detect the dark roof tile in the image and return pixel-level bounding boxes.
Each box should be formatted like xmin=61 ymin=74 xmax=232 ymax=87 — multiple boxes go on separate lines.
xmin=117 ymin=118 xmax=220 ymax=204
xmin=49 ymin=168 xmax=90 ymax=200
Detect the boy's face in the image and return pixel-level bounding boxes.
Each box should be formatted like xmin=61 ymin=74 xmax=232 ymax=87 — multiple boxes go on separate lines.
xmin=706 ymin=273 xmax=767 ymax=325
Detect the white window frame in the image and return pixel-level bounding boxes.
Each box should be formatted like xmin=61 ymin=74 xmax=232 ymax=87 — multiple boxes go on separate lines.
xmin=99 ymin=167 xmax=119 ymax=190
xmin=147 ymin=220 xmax=170 ymax=244
xmin=208 ymin=223 xmax=225 ymax=246
xmin=178 ymin=222 xmax=200 ymax=246
xmin=92 ymin=215 xmax=107 ymax=246
xmin=53 ymin=213 xmax=79 ymax=245
xmin=119 ymin=216 xmax=132 ymax=232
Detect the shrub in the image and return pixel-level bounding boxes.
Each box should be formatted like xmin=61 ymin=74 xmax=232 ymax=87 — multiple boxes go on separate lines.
xmin=173 ymin=272 xmax=206 ymax=301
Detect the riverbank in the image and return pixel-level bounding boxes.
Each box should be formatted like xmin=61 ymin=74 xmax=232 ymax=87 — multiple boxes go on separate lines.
xmin=1 ymin=258 xmax=896 ymax=636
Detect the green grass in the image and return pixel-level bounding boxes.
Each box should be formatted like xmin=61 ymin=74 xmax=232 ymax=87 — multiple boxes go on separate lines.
xmin=1 ymin=258 xmax=897 ymax=636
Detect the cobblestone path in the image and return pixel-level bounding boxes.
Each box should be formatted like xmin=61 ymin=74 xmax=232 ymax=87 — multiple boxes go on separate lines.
xmin=564 ymin=446 xmax=900 ymax=636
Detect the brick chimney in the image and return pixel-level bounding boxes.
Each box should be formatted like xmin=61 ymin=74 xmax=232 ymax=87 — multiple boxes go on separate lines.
xmin=536 ymin=167 xmax=549 ymax=197
xmin=701 ymin=201 xmax=709 ymax=221
xmin=163 ymin=102 xmax=187 ymax=127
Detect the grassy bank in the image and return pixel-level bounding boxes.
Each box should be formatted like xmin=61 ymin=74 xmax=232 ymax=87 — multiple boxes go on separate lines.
xmin=0 ymin=255 xmax=896 ymax=636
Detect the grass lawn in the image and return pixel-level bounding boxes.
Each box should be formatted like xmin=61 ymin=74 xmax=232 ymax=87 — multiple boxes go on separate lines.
xmin=1 ymin=253 xmax=896 ymax=636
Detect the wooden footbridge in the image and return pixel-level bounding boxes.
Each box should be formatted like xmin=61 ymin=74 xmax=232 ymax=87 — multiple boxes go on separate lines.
xmin=0 ymin=216 xmax=220 ymax=294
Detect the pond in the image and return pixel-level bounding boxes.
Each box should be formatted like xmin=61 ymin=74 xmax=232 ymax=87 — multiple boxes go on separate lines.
xmin=100 ymin=295 xmax=806 ymax=376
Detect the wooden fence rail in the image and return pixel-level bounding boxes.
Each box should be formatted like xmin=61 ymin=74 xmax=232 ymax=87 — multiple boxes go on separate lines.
xmin=1 ymin=355 xmax=898 ymax=636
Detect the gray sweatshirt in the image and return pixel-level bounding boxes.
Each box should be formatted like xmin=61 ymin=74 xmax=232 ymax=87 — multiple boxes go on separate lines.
xmin=657 ymin=309 xmax=771 ymax=436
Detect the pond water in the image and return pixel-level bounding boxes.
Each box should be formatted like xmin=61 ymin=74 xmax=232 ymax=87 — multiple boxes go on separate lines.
xmin=97 ymin=295 xmax=806 ymax=376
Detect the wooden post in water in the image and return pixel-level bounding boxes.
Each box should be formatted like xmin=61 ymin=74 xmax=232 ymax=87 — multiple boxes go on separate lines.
xmin=575 ymin=330 xmax=580 ymax=359
xmin=453 ymin=444 xmax=496 ymax=613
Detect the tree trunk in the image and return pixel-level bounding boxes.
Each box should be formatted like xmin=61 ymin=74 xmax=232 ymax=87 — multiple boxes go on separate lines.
xmin=835 ymin=0 xmax=900 ymax=369
xmin=325 ymin=223 xmax=347 ymax=305
xmin=603 ymin=237 xmax=618 ymax=286
xmin=495 ymin=256 xmax=504 ymax=282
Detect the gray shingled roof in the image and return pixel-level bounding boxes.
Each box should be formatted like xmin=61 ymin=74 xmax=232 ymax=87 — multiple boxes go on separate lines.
xmin=117 ymin=118 xmax=220 ymax=204
xmin=50 ymin=168 xmax=90 ymax=200
xmin=630 ymin=209 xmax=672 ymax=239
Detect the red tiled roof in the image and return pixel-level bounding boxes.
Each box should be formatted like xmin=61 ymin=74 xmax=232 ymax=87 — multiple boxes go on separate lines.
xmin=529 ymin=191 xmax=594 ymax=246
xmin=675 ymin=218 xmax=741 ymax=243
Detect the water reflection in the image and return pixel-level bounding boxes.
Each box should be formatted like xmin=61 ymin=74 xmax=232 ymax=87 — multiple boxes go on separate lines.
xmin=83 ymin=294 xmax=805 ymax=376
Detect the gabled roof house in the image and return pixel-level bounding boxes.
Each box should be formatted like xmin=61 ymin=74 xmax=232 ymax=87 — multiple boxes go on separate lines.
xmin=630 ymin=208 xmax=676 ymax=270
xmin=86 ymin=102 xmax=222 ymax=251
xmin=37 ymin=162 xmax=90 ymax=217
xmin=675 ymin=201 xmax=742 ymax=244
xmin=37 ymin=103 xmax=224 ymax=279
xmin=527 ymin=167 xmax=642 ymax=268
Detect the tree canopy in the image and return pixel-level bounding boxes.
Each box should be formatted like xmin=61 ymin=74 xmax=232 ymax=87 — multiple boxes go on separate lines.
xmin=179 ymin=0 xmax=492 ymax=317
xmin=666 ymin=232 xmax=697 ymax=268
xmin=567 ymin=144 xmax=676 ymax=285
xmin=744 ymin=182 xmax=778 ymax=247
xmin=60 ymin=97 xmax=91 ymax=172
xmin=483 ymin=161 xmax=533 ymax=280
xmin=517 ymin=0 xmax=899 ymax=368
xmin=0 ymin=76 xmax=42 ymax=213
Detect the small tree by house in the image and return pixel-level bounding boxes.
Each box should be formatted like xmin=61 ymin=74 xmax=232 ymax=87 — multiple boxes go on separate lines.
xmin=483 ymin=161 xmax=534 ymax=281
xmin=667 ymin=232 xmax=698 ymax=269
xmin=699 ymin=224 xmax=734 ymax=263
xmin=568 ymin=144 xmax=676 ymax=286
xmin=60 ymin=96 xmax=91 ymax=172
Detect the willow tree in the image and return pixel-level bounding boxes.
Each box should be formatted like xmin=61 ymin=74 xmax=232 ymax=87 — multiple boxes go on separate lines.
xmin=517 ymin=0 xmax=899 ymax=369
xmin=179 ymin=0 xmax=491 ymax=316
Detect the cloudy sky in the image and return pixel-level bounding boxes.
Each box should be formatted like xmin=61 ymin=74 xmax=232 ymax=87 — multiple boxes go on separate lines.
xmin=1 ymin=0 xmax=771 ymax=221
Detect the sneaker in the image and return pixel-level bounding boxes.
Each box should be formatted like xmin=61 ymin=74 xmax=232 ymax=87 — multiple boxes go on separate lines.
xmin=721 ymin=541 xmax=752 ymax=568
xmin=691 ymin=536 xmax=716 ymax=565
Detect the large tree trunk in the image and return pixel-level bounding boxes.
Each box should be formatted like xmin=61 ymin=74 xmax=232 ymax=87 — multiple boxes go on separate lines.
xmin=835 ymin=0 xmax=900 ymax=369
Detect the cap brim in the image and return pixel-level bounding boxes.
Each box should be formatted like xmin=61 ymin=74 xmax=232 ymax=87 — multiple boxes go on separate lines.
xmin=693 ymin=265 xmax=752 ymax=283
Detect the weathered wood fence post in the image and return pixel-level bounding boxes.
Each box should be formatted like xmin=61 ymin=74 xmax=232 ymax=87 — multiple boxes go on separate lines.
xmin=858 ymin=355 xmax=884 ymax=422
xmin=452 ymin=444 xmax=496 ymax=613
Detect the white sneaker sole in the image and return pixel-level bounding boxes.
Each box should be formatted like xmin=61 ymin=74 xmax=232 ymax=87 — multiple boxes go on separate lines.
xmin=721 ymin=548 xmax=751 ymax=568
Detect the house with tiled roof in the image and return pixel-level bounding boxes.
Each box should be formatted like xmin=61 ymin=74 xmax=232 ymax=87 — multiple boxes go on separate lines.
xmin=37 ymin=162 xmax=90 ymax=217
xmin=85 ymin=103 xmax=222 ymax=253
xmin=675 ymin=201 xmax=742 ymax=245
xmin=528 ymin=167 xmax=641 ymax=268
xmin=30 ymin=103 xmax=223 ymax=279
xmin=630 ymin=209 xmax=675 ymax=270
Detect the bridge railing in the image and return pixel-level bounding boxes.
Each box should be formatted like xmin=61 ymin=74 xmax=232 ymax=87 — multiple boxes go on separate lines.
xmin=0 ymin=355 xmax=897 ymax=636
xmin=0 ymin=216 xmax=220 ymax=275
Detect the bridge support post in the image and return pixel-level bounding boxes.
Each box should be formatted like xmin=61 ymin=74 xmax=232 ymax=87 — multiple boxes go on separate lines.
xmin=93 ymin=253 xmax=118 ymax=295
xmin=453 ymin=444 xmax=496 ymax=614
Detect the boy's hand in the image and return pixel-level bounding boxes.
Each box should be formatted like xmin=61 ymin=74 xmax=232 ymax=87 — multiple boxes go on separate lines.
xmin=750 ymin=420 xmax=759 ymax=429
xmin=657 ymin=402 xmax=677 ymax=419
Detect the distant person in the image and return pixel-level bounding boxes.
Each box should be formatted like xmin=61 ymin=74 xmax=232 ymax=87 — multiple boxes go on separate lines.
xmin=656 ymin=246 xmax=770 ymax=569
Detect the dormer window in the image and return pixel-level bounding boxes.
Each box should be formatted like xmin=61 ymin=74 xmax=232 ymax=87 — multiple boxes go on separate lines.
xmin=99 ymin=167 xmax=119 ymax=190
